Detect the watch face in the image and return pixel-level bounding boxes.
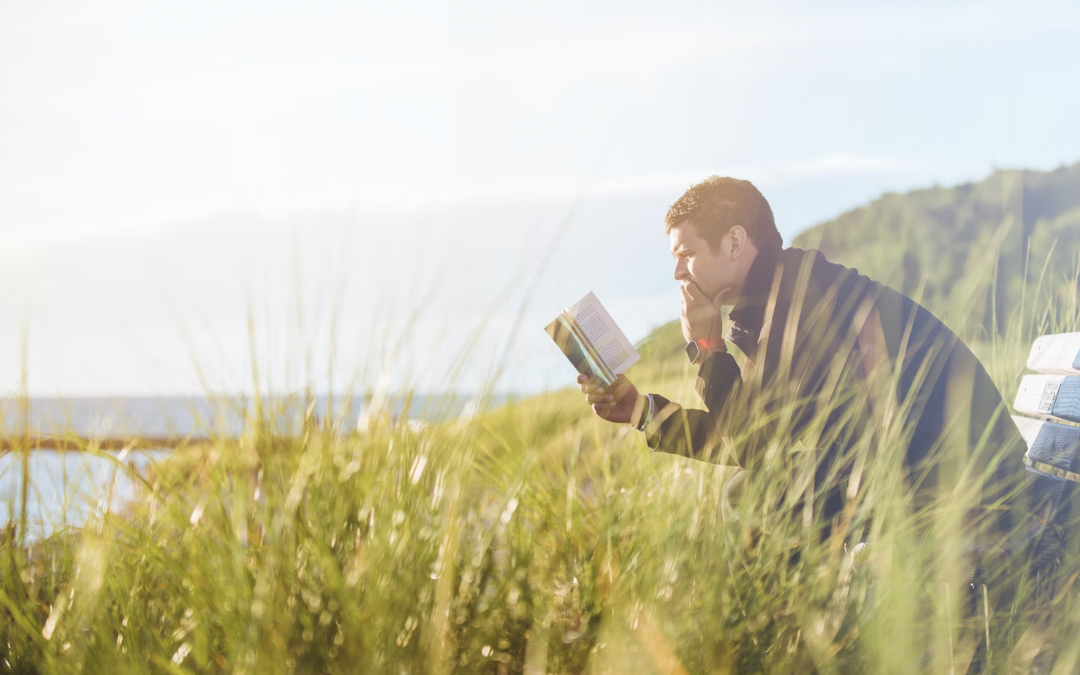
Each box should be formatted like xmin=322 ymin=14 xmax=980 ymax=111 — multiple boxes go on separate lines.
xmin=685 ymin=341 xmax=700 ymax=363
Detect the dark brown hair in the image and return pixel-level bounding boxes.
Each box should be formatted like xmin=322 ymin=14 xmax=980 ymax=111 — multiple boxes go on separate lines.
xmin=664 ymin=176 xmax=782 ymax=252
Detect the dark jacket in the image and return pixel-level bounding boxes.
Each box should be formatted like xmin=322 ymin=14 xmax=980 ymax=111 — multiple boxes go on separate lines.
xmin=645 ymin=245 xmax=1031 ymax=569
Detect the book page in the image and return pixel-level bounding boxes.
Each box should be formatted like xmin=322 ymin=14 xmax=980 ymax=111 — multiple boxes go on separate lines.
xmin=566 ymin=292 xmax=641 ymax=375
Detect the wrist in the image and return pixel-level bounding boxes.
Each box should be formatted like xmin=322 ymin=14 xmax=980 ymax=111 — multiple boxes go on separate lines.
xmin=633 ymin=394 xmax=654 ymax=432
xmin=629 ymin=393 xmax=646 ymax=429
xmin=696 ymin=338 xmax=726 ymax=353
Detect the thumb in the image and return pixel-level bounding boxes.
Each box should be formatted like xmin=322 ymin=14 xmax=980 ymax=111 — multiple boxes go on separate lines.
xmin=608 ymin=374 xmax=634 ymax=400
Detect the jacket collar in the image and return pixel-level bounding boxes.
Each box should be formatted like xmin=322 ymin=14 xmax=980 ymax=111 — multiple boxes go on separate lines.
xmin=727 ymin=243 xmax=783 ymax=337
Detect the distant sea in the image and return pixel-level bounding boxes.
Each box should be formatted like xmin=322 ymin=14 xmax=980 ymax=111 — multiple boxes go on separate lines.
xmin=0 ymin=393 xmax=509 ymax=539
xmin=1 ymin=393 xmax=508 ymax=439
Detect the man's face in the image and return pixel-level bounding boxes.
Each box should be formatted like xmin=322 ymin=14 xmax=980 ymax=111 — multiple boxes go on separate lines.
xmin=669 ymin=222 xmax=741 ymax=303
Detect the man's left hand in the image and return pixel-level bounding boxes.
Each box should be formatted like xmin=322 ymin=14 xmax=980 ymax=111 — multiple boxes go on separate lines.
xmin=680 ymin=281 xmax=727 ymax=349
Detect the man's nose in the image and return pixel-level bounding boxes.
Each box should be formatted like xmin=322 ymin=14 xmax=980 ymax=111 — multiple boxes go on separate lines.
xmin=673 ymin=259 xmax=689 ymax=281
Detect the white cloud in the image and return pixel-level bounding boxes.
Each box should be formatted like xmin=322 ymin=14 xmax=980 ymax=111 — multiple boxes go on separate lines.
xmin=339 ymin=154 xmax=915 ymax=210
xmin=0 ymin=153 xmax=916 ymax=241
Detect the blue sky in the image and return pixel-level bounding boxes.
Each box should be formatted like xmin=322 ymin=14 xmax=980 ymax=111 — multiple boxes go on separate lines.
xmin=2 ymin=0 xmax=1079 ymax=395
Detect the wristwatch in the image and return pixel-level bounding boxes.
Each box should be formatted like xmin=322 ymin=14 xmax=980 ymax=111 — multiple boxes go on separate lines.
xmin=685 ymin=339 xmax=721 ymax=364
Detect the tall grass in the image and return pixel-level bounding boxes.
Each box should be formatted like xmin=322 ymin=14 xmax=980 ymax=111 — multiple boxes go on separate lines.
xmin=1 ymin=249 xmax=1079 ymax=675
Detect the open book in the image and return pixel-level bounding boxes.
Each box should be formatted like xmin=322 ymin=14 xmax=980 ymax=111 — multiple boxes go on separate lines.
xmin=544 ymin=291 xmax=640 ymax=387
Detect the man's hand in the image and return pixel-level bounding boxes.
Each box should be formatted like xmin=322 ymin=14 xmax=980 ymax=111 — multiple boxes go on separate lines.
xmin=681 ymin=281 xmax=729 ymax=349
xmin=577 ymin=373 xmax=640 ymax=424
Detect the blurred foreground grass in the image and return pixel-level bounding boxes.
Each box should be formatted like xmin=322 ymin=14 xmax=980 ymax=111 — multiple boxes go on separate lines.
xmin=2 ymin=262 xmax=1080 ymax=675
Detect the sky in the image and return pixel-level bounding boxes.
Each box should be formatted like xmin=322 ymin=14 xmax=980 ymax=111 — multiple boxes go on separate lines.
xmin=2 ymin=0 xmax=1080 ymax=396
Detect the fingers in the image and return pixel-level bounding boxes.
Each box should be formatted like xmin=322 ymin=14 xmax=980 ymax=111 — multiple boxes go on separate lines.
xmin=577 ymin=374 xmax=606 ymax=395
xmin=681 ymin=279 xmax=705 ymax=302
xmin=576 ymin=373 xmax=616 ymax=406
xmin=607 ymin=373 xmax=634 ymax=399
xmin=679 ymin=283 xmax=694 ymax=306
xmin=577 ymin=374 xmax=598 ymax=388
xmin=591 ymin=402 xmax=616 ymax=417
xmin=581 ymin=382 xmax=612 ymax=403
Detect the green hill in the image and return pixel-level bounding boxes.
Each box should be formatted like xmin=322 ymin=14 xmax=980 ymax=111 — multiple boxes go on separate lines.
xmin=792 ymin=163 xmax=1080 ymax=337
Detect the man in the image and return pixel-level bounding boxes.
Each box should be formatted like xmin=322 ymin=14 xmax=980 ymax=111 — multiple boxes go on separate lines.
xmin=578 ymin=176 xmax=1042 ymax=581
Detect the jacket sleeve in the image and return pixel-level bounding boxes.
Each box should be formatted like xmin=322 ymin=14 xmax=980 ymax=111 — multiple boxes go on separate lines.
xmin=644 ymin=350 xmax=744 ymax=464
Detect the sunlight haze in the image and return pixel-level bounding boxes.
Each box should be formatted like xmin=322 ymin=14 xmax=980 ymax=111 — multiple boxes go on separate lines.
xmin=2 ymin=0 xmax=1079 ymax=394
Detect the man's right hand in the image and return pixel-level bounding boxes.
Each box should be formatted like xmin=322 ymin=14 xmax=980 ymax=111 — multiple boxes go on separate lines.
xmin=577 ymin=373 xmax=640 ymax=425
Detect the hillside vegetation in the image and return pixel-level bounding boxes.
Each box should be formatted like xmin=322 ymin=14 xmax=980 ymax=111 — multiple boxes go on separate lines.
xmin=793 ymin=163 xmax=1080 ymax=338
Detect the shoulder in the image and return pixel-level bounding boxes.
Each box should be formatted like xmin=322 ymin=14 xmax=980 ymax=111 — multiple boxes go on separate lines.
xmin=779 ymin=246 xmax=862 ymax=283
xmin=781 ymin=248 xmax=960 ymax=359
xmin=775 ymin=247 xmax=879 ymax=308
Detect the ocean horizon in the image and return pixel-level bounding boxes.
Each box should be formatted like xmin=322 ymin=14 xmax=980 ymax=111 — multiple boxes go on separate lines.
xmin=0 ymin=392 xmax=517 ymax=442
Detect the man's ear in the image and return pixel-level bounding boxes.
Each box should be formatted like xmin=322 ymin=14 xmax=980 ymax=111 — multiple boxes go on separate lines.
xmin=728 ymin=226 xmax=748 ymax=260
